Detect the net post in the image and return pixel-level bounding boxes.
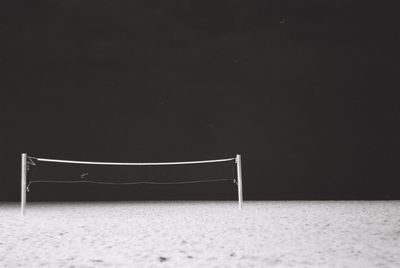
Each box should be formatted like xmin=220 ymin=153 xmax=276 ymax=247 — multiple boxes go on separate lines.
xmin=236 ymin=154 xmax=243 ymax=210
xmin=21 ymin=153 xmax=27 ymax=217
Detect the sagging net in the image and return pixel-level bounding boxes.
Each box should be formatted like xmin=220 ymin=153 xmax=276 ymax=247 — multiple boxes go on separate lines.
xmin=26 ymin=156 xmax=237 ymax=191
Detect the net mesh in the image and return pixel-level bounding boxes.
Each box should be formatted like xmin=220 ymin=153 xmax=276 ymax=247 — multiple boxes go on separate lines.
xmin=26 ymin=156 xmax=237 ymax=191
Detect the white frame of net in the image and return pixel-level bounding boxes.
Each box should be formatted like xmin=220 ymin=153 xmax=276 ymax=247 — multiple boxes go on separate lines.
xmin=21 ymin=153 xmax=243 ymax=216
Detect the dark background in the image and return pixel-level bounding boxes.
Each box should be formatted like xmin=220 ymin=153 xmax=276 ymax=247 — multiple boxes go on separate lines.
xmin=1 ymin=0 xmax=399 ymax=201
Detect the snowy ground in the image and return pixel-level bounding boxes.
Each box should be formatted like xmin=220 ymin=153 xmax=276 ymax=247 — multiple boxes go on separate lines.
xmin=1 ymin=201 xmax=400 ymax=267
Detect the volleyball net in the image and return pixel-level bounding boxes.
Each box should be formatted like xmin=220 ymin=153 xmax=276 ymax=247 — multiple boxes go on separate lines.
xmin=21 ymin=153 xmax=243 ymax=215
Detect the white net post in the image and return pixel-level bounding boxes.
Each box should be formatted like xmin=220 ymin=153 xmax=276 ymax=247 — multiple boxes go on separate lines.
xmin=21 ymin=153 xmax=27 ymax=216
xmin=236 ymin=154 xmax=243 ymax=210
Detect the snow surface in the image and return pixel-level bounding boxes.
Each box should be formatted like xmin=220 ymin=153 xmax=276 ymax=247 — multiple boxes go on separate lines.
xmin=1 ymin=201 xmax=400 ymax=267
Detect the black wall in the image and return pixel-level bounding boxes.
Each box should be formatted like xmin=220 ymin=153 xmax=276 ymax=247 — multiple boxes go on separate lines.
xmin=1 ymin=0 xmax=399 ymax=201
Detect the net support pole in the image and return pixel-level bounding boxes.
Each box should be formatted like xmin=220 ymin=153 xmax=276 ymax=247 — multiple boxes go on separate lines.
xmin=21 ymin=153 xmax=27 ymax=217
xmin=236 ymin=154 xmax=243 ymax=210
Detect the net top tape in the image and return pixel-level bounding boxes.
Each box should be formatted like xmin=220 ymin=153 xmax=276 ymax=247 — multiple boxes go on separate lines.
xmin=30 ymin=156 xmax=236 ymax=166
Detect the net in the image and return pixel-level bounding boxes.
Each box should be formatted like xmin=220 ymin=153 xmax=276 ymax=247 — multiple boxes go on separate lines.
xmin=26 ymin=156 xmax=237 ymax=192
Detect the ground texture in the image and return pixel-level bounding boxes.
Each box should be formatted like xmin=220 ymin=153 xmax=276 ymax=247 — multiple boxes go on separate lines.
xmin=1 ymin=201 xmax=400 ymax=267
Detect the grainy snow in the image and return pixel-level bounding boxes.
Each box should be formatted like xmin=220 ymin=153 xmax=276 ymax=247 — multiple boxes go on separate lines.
xmin=1 ymin=201 xmax=400 ymax=267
